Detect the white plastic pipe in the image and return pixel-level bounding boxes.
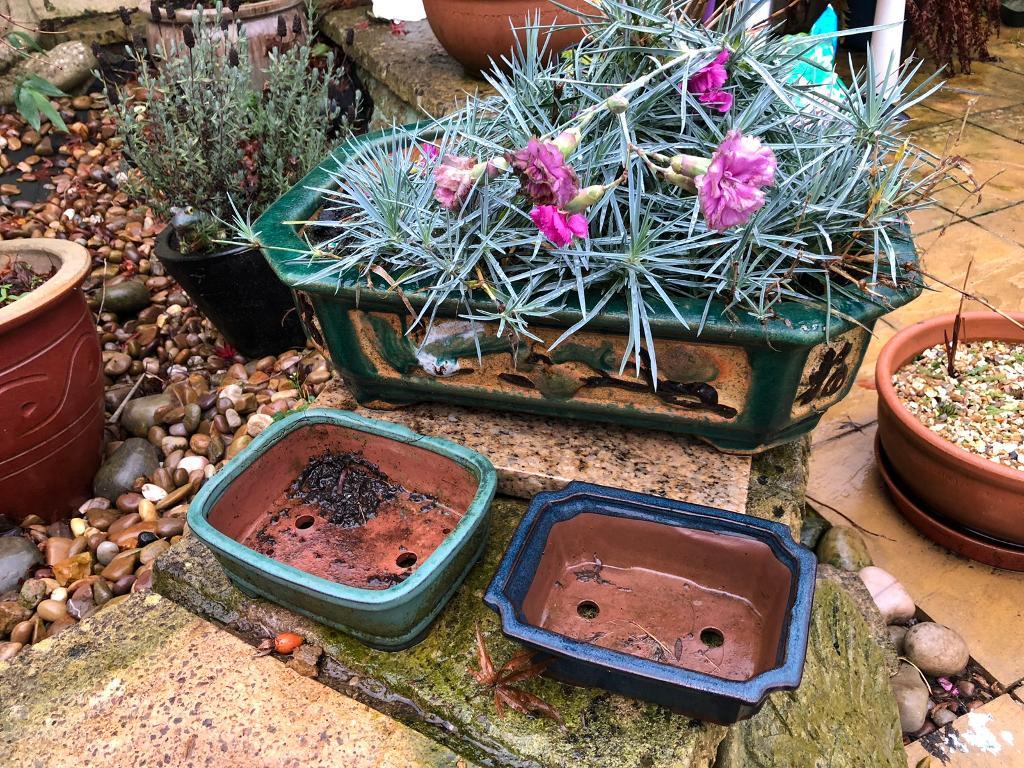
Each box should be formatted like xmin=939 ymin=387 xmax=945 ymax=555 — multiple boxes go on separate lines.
xmin=871 ymin=0 xmax=907 ymax=97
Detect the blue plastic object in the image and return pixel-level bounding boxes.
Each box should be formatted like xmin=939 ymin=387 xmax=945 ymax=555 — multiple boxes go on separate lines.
xmin=484 ymin=482 xmax=817 ymax=724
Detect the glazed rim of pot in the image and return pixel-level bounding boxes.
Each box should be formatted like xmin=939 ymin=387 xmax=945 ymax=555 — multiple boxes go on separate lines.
xmin=0 ymin=241 xmax=91 ymax=329
xmin=875 ymin=310 xmax=1024 ymax=487
xmin=138 ymin=0 xmax=304 ymax=23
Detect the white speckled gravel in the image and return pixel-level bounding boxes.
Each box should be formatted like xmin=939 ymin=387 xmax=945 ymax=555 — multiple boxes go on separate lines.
xmin=893 ymin=340 xmax=1024 ymax=471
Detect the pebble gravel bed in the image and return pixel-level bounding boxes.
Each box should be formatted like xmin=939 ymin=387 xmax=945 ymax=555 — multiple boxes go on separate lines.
xmin=0 ymin=94 xmax=336 ymax=661
xmin=893 ymin=340 xmax=1024 ymax=471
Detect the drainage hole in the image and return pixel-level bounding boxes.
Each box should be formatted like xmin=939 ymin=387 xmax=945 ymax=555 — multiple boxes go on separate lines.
xmin=576 ymin=600 xmax=600 ymax=620
xmin=700 ymin=628 xmax=724 ymax=648
xmin=396 ymin=552 xmax=418 ymax=569
xmin=295 ymin=515 xmax=315 ymax=530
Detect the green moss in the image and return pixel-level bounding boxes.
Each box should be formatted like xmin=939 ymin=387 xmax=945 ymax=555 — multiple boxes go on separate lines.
xmin=715 ymin=574 xmax=904 ymax=768
xmin=745 ymin=436 xmax=810 ymax=539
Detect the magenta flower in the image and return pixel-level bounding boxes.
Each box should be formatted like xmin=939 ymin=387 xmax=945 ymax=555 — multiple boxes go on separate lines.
xmin=530 ymin=205 xmax=588 ymax=247
xmin=686 ymin=50 xmax=733 ymax=114
xmin=433 ymin=155 xmax=476 ymax=210
xmin=695 ymin=130 xmax=777 ymax=231
xmin=419 ymin=142 xmax=440 ymax=163
xmin=507 ymin=138 xmax=580 ymax=208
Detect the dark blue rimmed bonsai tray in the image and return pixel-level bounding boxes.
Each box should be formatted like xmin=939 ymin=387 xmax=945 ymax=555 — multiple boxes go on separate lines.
xmin=484 ymin=482 xmax=817 ymax=724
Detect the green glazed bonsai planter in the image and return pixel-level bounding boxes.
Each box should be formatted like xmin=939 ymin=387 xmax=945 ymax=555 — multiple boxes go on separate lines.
xmin=186 ymin=408 xmax=497 ymax=650
xmin=254 ymin=127 xmax=922 ymax=453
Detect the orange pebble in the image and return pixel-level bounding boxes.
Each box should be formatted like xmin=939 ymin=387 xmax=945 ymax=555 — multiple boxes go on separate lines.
xmin=274 ymin=632 xmax=304 ymax=654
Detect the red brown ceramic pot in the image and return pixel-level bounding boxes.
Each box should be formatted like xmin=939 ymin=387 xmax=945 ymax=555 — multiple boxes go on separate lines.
xmin=876 ymin=312 xmax=1024 ymax=545
xmin=422 ymin=0 xmax=591 ymax=76
xmin=139 ymin=0 xmax=305 ymax=86
xmin=0 ymin=240 xmax=104 ymax=523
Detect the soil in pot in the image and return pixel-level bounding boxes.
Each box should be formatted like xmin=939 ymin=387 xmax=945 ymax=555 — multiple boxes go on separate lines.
xmin=0 ymin=257 xmax=54 ymax=305
xmin=520 ymin=513 xmax=793 ymax=681
xmin=234 ymin=449 xmax=464 ymax=589
xmin=892 ymin=339 xmax=1024 ymax=472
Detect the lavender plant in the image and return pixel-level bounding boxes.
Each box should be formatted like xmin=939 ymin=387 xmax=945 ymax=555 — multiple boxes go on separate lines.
xmin=292 ymin=0 xmax=969 ymax=375
xmin=108 ymin=2 xmax=339 ymax=254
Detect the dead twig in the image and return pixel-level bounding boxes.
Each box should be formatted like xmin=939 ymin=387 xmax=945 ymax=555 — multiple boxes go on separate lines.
xmin=806 ymin=495 xmax=897 ymax=542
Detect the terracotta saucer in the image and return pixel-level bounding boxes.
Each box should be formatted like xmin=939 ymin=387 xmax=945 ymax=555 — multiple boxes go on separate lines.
xmin=875 ymin=437 xmax=1024 ymax=572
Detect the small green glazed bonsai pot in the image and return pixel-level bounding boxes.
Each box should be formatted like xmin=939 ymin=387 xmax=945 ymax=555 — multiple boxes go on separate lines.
xmin=186 ymin=408 xmax=497 ymax=650
xmin=254 ymin=129 xmax=921 ymax=454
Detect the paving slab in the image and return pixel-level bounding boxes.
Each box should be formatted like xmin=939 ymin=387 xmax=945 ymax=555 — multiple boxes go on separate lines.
xmin=973 ymin=203 xmax=1024 ymax=248
xmin=911 ymin=122 xmax=1024 ymax=216
xmin=908 ymin=62 xmax=1024 ymax=118
xmin=315 ymin=379 xmax=754 ymax=515
xmin=320 ymin=6 xmax=496 ymax=127
xmin=807 ymin=424 xmax=1024 ymax=687
xmin=968 ymin=103 xmax=1024 ymax=144
xmin=906 ymin=695 xmax=1024 ymax=767
xmin=0 ymin=593 xmax=466 ymax=768
xmin=990 ymin=38 xmax=1024 ymax=77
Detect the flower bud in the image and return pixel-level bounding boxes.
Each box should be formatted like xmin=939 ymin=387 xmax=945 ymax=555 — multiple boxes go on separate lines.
xmin=605 ymin=95 xmax=629 ymax=114
xmin=564 ymin=184 xmax=608 ymax=212
xmin=670 ymin=154 xmax=711 ymax=178
xmin=182 ymin=25 xmax=195 ymax=48
xmin=662 ymin=169 xmax=696 ymax=192
xmin=277 ymin=15 xmax=287 ymax=38
xmin=553 ymin=127 xmax=582 ymax=159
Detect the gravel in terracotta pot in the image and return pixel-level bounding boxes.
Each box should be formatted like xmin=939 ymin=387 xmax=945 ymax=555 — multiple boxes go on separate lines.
xmin=422 ymin=0 xmax=592 ymax=75
xmin=0 ymin=240 xmax=104 ymax=523
xmin=876 ymin=312 xmax=1024 ymax=558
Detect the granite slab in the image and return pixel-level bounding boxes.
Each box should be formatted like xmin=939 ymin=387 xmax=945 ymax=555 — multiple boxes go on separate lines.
xmin=314 ymin=378 xmax=753 ymax=514
xmin=321 ymin=6 xmax=496 ymax=124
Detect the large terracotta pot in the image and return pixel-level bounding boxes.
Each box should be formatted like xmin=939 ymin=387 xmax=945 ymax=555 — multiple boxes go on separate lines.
xmin=139 ymin=0 xmax=305 ymax=86
xmin=422 ymin=0 xmax=591 ymax=76
xmin=876 ymin=312 xmax=1024 ymax=546
xmin=0 ymin=240 xmax=104 ymax=523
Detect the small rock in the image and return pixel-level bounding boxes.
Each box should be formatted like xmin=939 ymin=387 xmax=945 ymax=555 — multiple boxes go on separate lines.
xmin=815 ymin=526 xmax=872 ymax=571
xmin=859 ymin=566 xmax=915 ymax=624
xmin=51 ymin=552 xmax=92 ymax=587
xmin=246 ymin=413 xmax=274 ymax=437
xmin=155 ymin=518 xmax=185 ymax=538
xmin=93 ymin=439 xmax=159 ymax=501
xmin=138 ymin=499 xmax=159 ymax=521
xmin=101 ymin=550 xmax=140 ymax=581
xmin=0 ymin=601 xmax=31 ymax=634
xmin=101 ymin=279 xmax=150 ymax=315
xmin=286 ymin=642 xmax=322 ymax=678
xmin=44 ymin=537 xmax=72 ymax=566
xmin=177 ymin=455 xmax=208 ymax=475
xmin=18 ymin=579 xmax=46 ymax=611
xmin=141 ymin=484 xmax=167 ymax=504
xmin=888 ymin=625 xmax=908 ymax=653
xmin=35 ymin=598 xmax=67 ymax=623
xmin=931 ymin=708 xmax=957 ymax=728
xmin=121 ymin=393 xmax=177 ymax=438
xmin=139 ymin=539 xmax=169 ymax=565
xmin=182 ymin=403 xmax=201 ymax=433
xmin=890 ymin=662 xmax=929 ymax=733
xmin=0 ymin=537 xmax=42 ymax=594
xmin=95 ymin=541 xmax=119 ymax=566
xmin=92 ymin=579 xmax=113 ymax=606
xmin=66 ymin=584 xmax=95 ymax=621
xmin=903 ymin=622 xmax=970 ymax=677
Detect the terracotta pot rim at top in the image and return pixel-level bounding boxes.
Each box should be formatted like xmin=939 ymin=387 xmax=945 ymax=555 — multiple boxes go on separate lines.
xmin=0 ymin=240 xmax=91 ymax=333
xmin=875 ymin=310 xmax=1024 ymax=489
xmin=138 ymin=0 xmax=303 ymax=25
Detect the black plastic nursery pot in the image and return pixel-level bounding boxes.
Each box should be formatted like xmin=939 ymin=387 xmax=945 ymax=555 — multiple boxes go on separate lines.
xmin=484 ymin=482 xmax=817 ymax=725
xmin=154 ymin=227 xmax=306 ymax=358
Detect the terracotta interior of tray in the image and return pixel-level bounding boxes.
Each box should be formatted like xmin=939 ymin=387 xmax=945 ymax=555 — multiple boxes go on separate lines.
xmin=521 ymin=512 xmax=793 ymax=681
xmin=207 ymin=422 xmax=479 ymax=589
